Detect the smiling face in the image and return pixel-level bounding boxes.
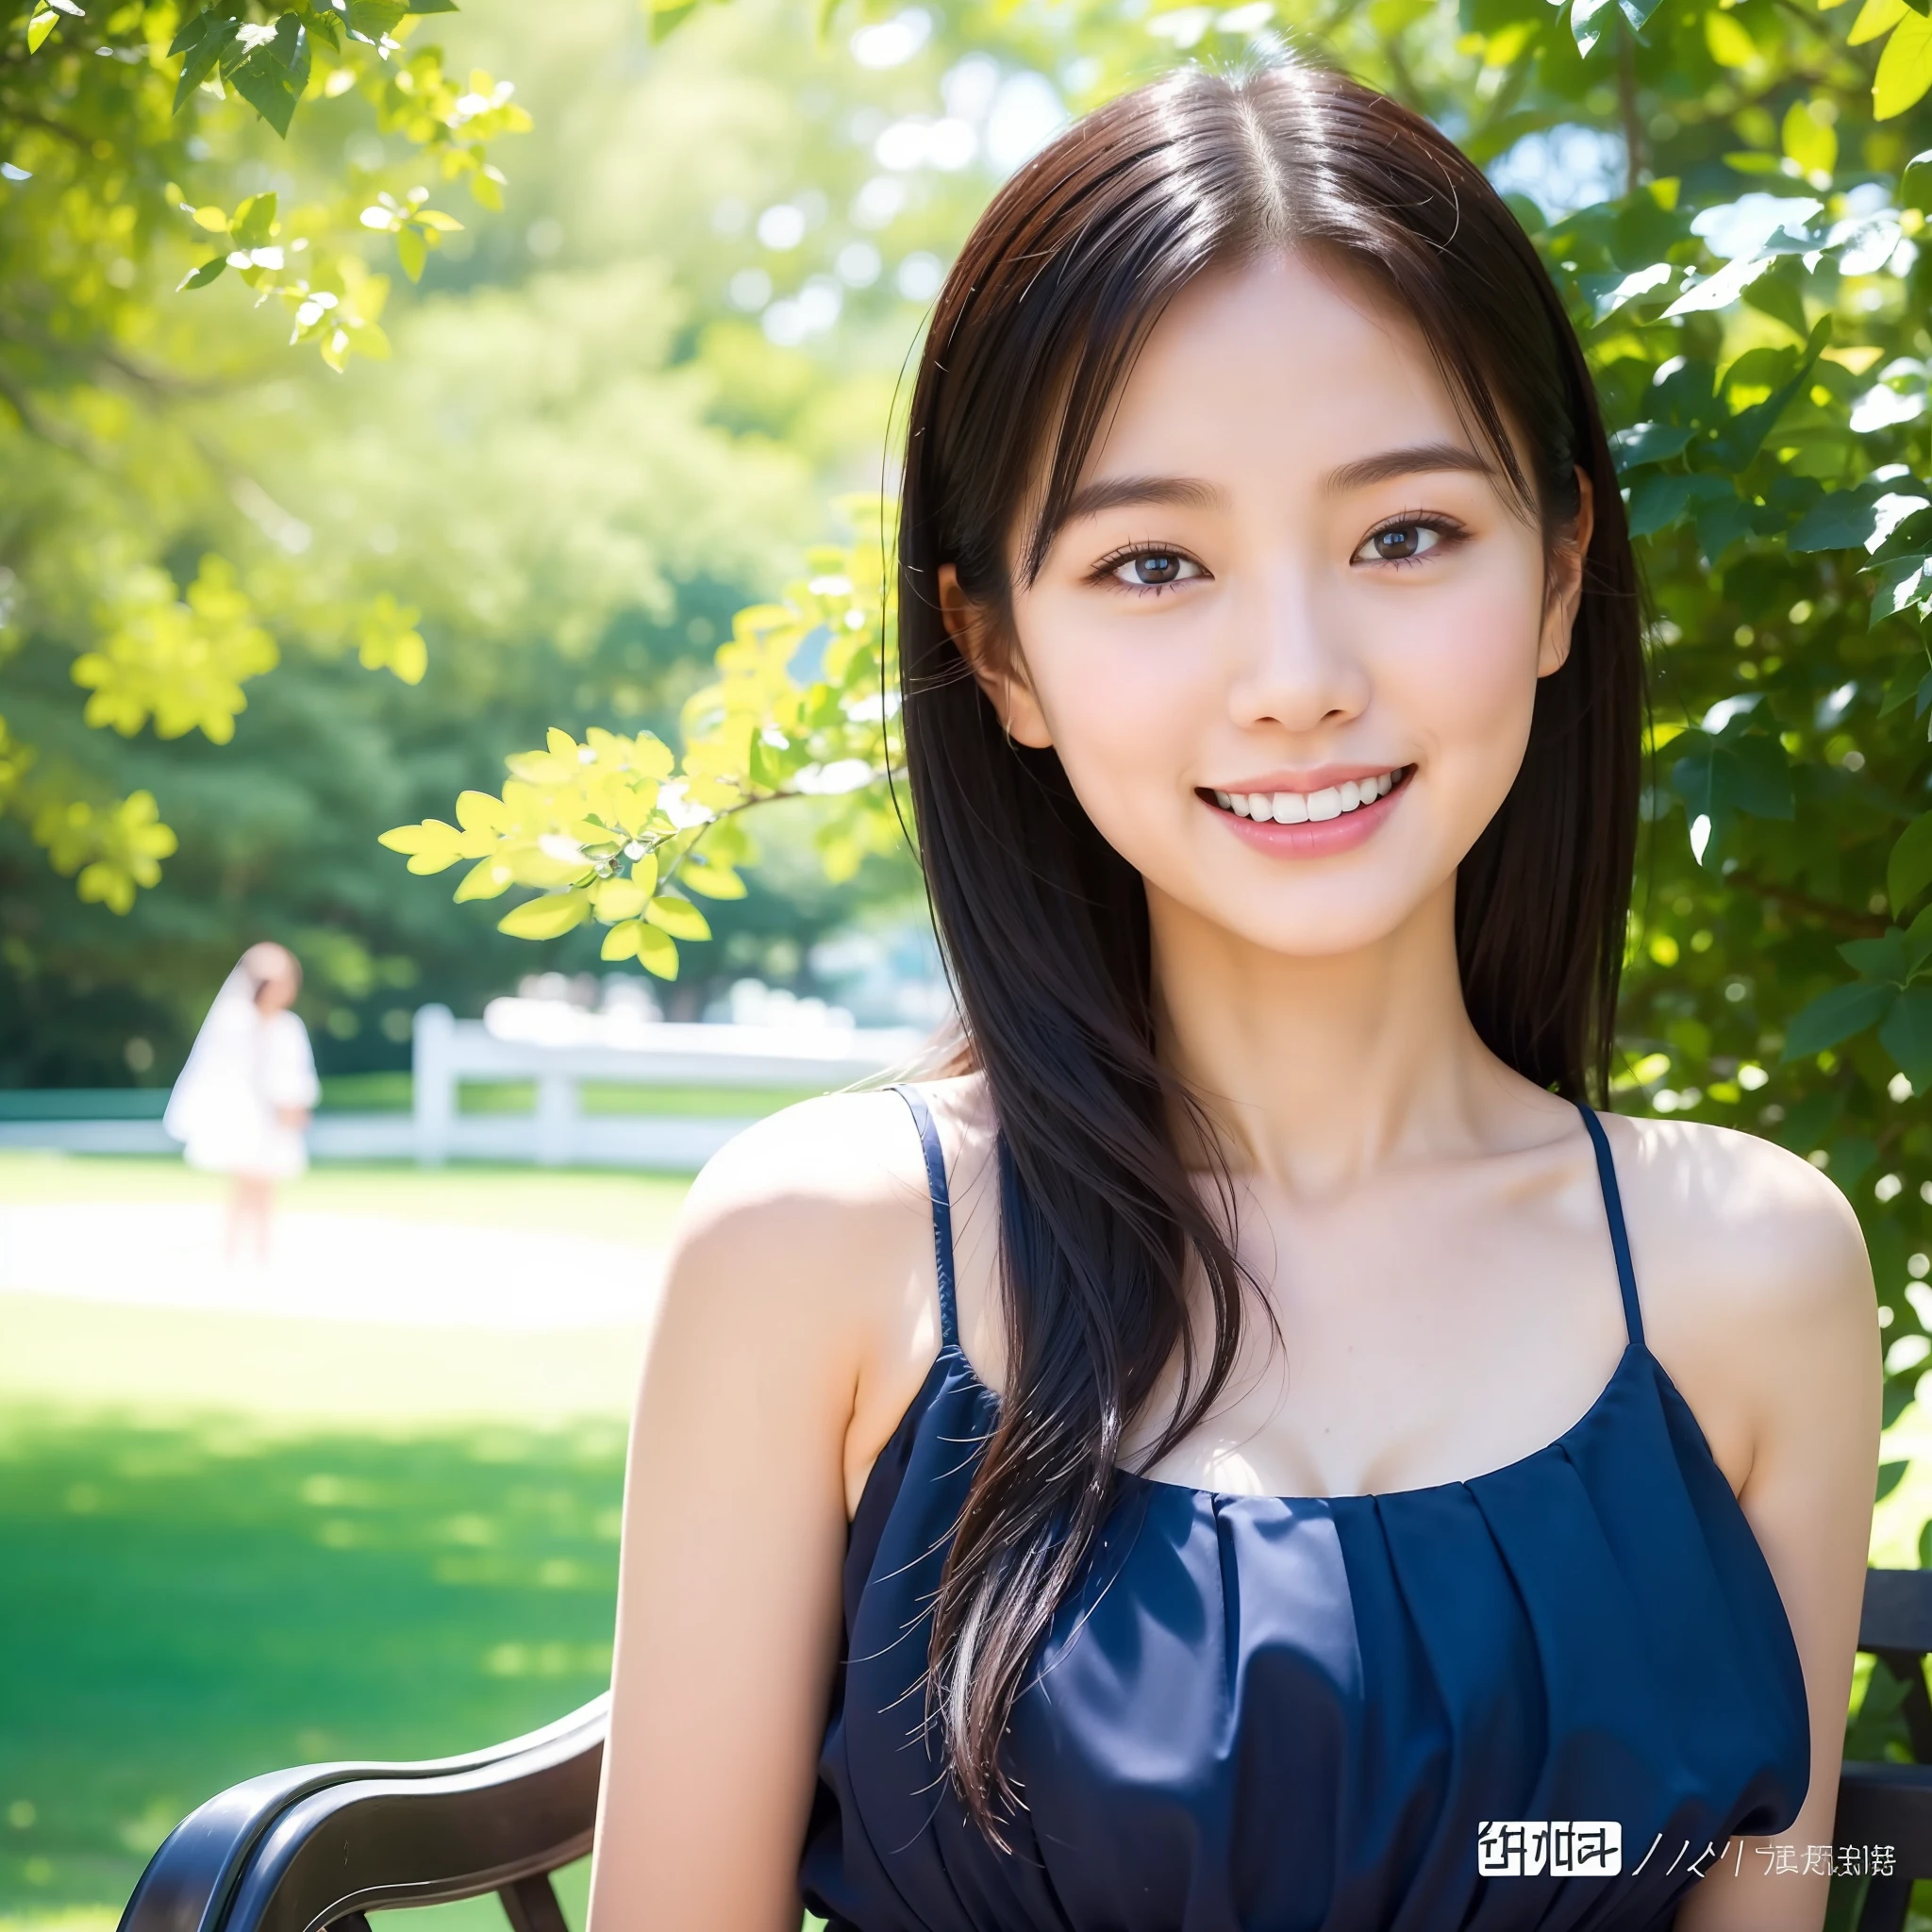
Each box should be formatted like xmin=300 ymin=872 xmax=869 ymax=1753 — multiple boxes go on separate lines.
xmin=941 ymin=249 xmax=1591 ymax=965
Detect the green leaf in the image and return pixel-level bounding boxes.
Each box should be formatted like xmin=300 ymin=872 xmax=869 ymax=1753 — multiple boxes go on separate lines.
xmin=1869 ymin=553 xmax=1932 ymax=626
xmin=1579 ymin=262 xmax=1674 ymax=324
xmin=1891 ymin=811 xmax=1932 ymax=913
xmin=176 ymin=257 xmax=227 ymax=291
xmin=395 ymin=225 xmax=426 ymax=282
xmin=1781 ymin=979 xmax=1899 ymax=1059
xmin=1905 ymin=150 xmax=1932 ymax=213
xmin=1626 ymin=472 xmax=1733 ymax=538
xmin=1669 ymin=727 xmax=1794 ymax=837
xmin=644 ymin=893 xmax=711 ymax=940
xmin=1840 ymin=930 xmax=1911 ymax=982
xmin=226 ymin=19 xmax=308 ymax=138
xmin=1790 ymin=483 xmax=1930 ymax=553
xmin=1608 ymin=422 xmax=1694 ymax=471
xmin=1708 ymin=319 xmax=1829 ymax=470
xmin=747 ymin=732 xmax=782 ymax=790
xmin=1738 ymin=254 xmax=1812 ymax=341
xmin=645 ymin=0 xmax=705 ymax=42
xmin=496 ymin=891 xmax=591 ymax=940
xmin=172 ymin=10 xmax=242 ymax=108
xmin=229 ymin=192 xmax=277 ymax=250
xmin=635 ymin=924 xmax=678 ymax=978
xmin=1879 ymin=1458 xmax=1911 ymax=1502
xmin=1879 ymin=985 xmax=1932 ymax=1086
xmin=345 ymin=0 xmax=407 ymax=39
xmin=1906 ymin=903 xmax=1932 ymax=974
xmin=406 ymin=0 xmax=459 ymax=10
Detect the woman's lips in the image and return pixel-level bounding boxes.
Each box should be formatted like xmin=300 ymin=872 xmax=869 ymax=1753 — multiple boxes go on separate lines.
xmin=1199 ymin=765 xmax=1414 ymax=856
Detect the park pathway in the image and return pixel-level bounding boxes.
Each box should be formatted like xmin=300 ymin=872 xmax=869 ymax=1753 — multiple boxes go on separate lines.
xmin=0 ymin=1201 xmax=665 ymax=1329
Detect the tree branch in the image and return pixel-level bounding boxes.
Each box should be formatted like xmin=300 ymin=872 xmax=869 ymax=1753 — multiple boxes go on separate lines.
xmin=1730 ymin=868 xmax=1890 ymax=936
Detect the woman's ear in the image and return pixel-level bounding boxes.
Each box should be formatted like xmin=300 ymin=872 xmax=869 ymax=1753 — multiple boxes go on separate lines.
xmin=1536 ymin=465 xmax=1595 ymax=678
xmin=938 ymin=562 xmax=1055 ymax=748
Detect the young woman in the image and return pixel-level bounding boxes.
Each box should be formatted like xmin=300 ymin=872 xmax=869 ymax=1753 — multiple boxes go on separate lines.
xmin=163 ymin=940 xmax=319 ymax=1263
xmin=586 ymin=60 xmax=1879 ymax=1932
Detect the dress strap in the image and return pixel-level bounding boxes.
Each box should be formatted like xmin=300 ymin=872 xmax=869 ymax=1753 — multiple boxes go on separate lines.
xmin=1575 ymin=1102 xmax=1644 ymax=1348
xmin=890 ymin=1083 xmax=960 ymax=1351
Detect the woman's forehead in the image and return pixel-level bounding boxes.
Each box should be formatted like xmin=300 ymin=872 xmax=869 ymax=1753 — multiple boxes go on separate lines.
xmin=1086 ymin=253 xmax=1464 ymax=482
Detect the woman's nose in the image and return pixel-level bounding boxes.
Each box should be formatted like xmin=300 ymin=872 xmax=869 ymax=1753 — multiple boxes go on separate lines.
xmin=1223 ymin=568 xmax=1371 ymax=733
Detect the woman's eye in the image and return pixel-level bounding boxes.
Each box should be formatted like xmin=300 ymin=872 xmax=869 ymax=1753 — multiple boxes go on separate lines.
xmin=1356 ymin=522 xmax=1445 ymax=565
xmin=1109 ymin=550 xmax=1203 ymax=589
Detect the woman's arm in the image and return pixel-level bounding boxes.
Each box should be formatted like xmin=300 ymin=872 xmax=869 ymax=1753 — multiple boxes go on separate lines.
xmin=584 ymin=1093 xmax=938 ymax=1932
xmin=1659 ymin=1130 xmax=1882 ymax=1932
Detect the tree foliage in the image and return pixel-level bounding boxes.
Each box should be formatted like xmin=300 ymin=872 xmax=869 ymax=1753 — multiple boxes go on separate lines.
xmin=0 ymin=0 xmax=526 ymax=913
xmin=380 ymin=496 xmax=902 ymax=977
xmin=395 ymin=0 xmax=1932 ymax=1493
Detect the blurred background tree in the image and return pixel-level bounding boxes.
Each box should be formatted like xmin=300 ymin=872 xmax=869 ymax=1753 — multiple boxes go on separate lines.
xmin=11 ymin=0 xmax=1932 ymax=1457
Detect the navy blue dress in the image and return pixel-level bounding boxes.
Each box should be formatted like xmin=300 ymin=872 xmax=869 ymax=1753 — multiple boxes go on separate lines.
xmin=799 ymin=1086 xmax=1809 ymax=1930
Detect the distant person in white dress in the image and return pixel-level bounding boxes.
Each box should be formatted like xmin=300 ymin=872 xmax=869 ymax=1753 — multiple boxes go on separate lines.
xmin=163 ymin=941 xmax=320 ymax=1263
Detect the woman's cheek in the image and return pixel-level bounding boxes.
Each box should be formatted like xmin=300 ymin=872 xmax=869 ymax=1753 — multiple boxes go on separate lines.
xmin=1031 ymin=632 xmax=1207 ymax=851
xmin=1398 ymin=591 xmax=1543 ymax=813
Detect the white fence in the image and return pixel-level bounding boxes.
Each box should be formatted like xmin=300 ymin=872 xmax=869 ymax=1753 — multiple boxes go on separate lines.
xmin=0 ymin=1002 xmax=938 ymax=1172
xmin=409 ymin=1002 xmax=932 ymax=1168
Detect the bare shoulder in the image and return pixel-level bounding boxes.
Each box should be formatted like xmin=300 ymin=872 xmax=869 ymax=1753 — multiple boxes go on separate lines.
xmin=1597 ymin=1111 xmax=1876 ymax=1492
xmin=1600 ymin=1111 xmax=1872 ymax=1319
xmin=666 ymin=1087 xmax=938 ymax=1340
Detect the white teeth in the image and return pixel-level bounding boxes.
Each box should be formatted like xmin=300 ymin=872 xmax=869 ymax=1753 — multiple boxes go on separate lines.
xmin=1212 ymin=768 xmax=1405 ymax=823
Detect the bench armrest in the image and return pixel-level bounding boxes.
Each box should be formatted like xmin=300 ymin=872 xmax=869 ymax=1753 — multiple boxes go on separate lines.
xmin=119 ymin=1697 xmax=608 ymax=1932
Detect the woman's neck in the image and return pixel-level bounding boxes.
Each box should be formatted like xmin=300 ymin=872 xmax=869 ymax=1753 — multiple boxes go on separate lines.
xmin=1147 ymin=874 xmax=1523 ymax=1194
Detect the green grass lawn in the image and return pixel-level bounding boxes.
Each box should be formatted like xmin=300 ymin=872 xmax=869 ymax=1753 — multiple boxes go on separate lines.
xmin=0 ymin=1156 xmax=689 ymax=1930
xmin=317 ymin=1073 xmax=829 ymax=1118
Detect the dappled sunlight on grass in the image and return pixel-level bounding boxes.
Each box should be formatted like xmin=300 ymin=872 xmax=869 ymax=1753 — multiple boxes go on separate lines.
xmin=0 ymin=1412 xmax=625 ymax=1915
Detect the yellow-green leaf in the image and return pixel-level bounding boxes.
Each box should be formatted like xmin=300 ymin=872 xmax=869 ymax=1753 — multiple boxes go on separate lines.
xmin=377 ymin=820 xmax=455 ymax=855
xmin=636 ymin=924 xmax=678 ymax=978
xmin=645 ymin=893 xmax=711 ymax=940
xmin=1875 ymin=8 xmax=1932 ymax=115
xmin=504 ymin=843 xmax=591 ymax=889
xmin=600 ymin=919 xmax=642 ymax=961
xmin=455 ymin=790 xmax=509 ymax=836
xmin=593 ymin=875 xmax=650 ymax=922
xmin=1851 ymin=0 xmax=1908 ymax=42
xmin=629 ymin=851 xmax=658 ymax=898
xmin=1781 ymin=100 xmax=1838 ymax=176
xmin=454 ymin=857 xmax=515 ymax=902
xmin=680 ymin=859 xmax=746 ymax=899
xmin=497 ymin=891 xmax=591 ymax=940
xmin=1705 ymin=8 xmax=1758 ymax=65
xmin=26 ymin=8 xmax=58 ymax=51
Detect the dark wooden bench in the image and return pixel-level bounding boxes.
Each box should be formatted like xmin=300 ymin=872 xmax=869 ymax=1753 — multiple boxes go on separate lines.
xmin=116 ymin=1568 xmax=1932 ymax=1932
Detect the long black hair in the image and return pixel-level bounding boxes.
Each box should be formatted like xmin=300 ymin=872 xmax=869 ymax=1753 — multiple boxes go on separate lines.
xmin=895 ymin=57 xmax=1642 ymax=1839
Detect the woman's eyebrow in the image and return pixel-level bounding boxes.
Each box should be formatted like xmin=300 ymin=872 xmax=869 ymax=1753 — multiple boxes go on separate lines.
xmin=1059 ymin=475 xmax=1230 ymax=524
xmin=1324 ymin=442 xmax=1495 ymax=492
